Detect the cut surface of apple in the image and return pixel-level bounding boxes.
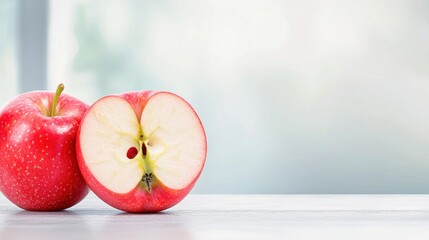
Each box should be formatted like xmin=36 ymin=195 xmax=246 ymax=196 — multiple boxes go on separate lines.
xmin=79 ymin=92 xmax=206 ymax=194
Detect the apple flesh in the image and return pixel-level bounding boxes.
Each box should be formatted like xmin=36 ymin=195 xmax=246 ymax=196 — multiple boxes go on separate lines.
xmin=76 ymin=91 xmax=207 ymax=212
xmin=0 ymin=84 xmax=89 ymax=211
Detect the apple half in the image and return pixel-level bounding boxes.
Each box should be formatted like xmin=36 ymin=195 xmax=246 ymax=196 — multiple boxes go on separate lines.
xmin=76 ymin=91 xmax=206 ymax=212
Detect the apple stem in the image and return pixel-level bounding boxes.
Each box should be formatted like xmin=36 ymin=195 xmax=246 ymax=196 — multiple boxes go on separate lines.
xmin=50 ymin=83 xmax=64 ymax=117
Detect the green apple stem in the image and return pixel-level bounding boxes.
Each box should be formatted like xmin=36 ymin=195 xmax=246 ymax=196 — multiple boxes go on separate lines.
xmin=50 ymin=83 xmax=64 ymax=117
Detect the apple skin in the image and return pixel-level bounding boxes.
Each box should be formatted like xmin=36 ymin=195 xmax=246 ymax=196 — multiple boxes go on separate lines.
xmin=0 ymin=91 xmax=89 ymax=211
xmin=76 ymin=91 xmax=207 ymax=213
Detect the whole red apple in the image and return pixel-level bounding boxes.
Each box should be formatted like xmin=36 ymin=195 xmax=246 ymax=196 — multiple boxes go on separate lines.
xmin=0 ymin=84 xmax=89 ymax=211
xmin=76 ymin=91 xmax=207 ymax=212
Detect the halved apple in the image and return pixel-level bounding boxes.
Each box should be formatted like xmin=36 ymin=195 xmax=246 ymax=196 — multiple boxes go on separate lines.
xmin=76 ymin=91 xmax=207 ymax=212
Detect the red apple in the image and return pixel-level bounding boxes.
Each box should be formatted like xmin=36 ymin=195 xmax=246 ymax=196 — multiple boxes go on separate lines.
xmin=0 ymin=84 xmax=89 ymax=211
xmin=76 ymin=91 xmax=207 ymax=212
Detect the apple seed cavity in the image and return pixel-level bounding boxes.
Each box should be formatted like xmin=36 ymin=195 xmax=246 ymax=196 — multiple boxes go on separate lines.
xmin=126 ymin=140 xmax=153 ymax=192
xmin=135 ymin=133 xmax=153 ymax=191
xmin=140 ymin=141 xmax=153 ymax=192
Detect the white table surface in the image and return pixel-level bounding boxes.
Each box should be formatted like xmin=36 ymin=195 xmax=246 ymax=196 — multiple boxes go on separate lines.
xmin=2 ymin=193 xmax=429 ymax=240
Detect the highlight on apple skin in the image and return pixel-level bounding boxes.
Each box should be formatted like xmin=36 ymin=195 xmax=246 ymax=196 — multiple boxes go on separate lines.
xmin=0 ymin=84 xmax=89 ymax=211
xmin=76 ymin=91 xmax=207 ymax=213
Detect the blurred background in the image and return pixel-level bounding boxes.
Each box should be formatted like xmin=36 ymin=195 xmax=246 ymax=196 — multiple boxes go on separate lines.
xmin=1 ymin=0 xmax=429 ymax=193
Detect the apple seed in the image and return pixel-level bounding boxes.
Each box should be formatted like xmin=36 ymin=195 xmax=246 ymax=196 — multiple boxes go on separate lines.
xmin=142 ymin=142 xmax=147 ymax=156
xmin=126 ymin=147 xmax=138 ymax=159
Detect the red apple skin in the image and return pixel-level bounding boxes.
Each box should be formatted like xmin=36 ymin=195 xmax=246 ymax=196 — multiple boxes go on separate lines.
xmin=0 ymin=91 xmax=89 ymax=211
xmin=76 ymin=91 xmax=207 ymax=213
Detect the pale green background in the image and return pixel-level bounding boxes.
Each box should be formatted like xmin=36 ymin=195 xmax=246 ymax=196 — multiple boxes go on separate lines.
xmin=1 ymin=0 xmax=429 ymax=193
